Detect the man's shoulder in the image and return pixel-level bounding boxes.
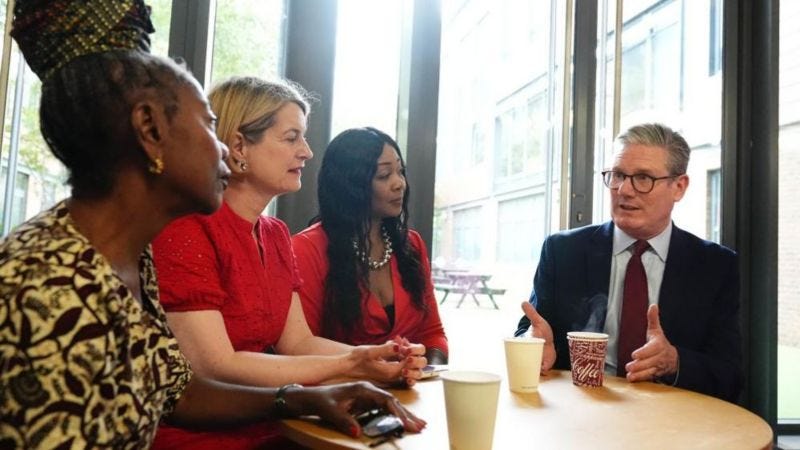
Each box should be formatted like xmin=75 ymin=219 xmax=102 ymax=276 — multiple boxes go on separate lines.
xmin=673 ymin=225 xmax=737 ymax=260
xmin=547 ymin=222 xmax=610 ymax=245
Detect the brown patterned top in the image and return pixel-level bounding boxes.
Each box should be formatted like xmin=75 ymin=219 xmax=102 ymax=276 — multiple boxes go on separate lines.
xmin=0 ymin=201 xmax=192 ymax=449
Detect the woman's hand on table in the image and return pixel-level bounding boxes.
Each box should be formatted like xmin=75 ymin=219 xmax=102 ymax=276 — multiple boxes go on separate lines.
xmin=284 ymin=381 xmax=427 ymax=437
xmin=392 ymin=336 xmax=428 ymax=387
xmin=521 ymin=301 xmax=557 ymax=373
xmin=347 ymin=340 xmax=427 ymax=386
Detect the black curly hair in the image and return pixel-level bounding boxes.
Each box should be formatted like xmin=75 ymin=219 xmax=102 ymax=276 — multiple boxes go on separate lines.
xmin=316 ymin=127 xmax=427 ymax=337
xmin=39 ymin=50 xmax=193 ymax=199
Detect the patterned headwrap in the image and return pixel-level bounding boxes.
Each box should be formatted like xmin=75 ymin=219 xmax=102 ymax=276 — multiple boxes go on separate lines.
xmin=10 ymin=0 xmax=155 ymax=81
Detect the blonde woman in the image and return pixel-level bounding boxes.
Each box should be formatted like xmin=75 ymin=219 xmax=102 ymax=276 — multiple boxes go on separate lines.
xmin=151 ymin=77 xmax=426 ymax=449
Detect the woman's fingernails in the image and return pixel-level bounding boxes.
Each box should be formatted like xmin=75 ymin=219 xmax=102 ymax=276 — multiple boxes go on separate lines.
xmin=350 ymin=425 xmax=361 ymax=437
xmin=402 ymin=369 xmax=409 ymax=376
xmin=393 ymin=344 xmax=400 ymax=352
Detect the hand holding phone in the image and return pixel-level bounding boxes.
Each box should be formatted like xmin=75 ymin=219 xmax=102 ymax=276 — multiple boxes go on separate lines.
xmin=421 ymin=364 xmax=448 ymax=379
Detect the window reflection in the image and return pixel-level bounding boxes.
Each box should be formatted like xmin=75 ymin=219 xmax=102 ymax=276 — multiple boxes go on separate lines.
xmin=435 ymin=0 xmax=566 ymax=299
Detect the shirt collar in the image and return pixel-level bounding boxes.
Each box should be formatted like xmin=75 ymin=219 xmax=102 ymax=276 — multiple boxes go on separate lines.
xmin=612 ymin=221 xmax=672 ymax=262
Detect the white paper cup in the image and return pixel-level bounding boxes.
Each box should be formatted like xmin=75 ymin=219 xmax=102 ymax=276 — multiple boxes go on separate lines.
xmin=440 ymin=371 xmax=501 ymax=450
xmin=503 ymin=337 xmax=544 ymax=393
xmin=566 ymin=331 xmax=609 ymax=387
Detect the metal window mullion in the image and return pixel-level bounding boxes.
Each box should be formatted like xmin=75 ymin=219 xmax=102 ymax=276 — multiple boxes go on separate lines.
xmin=168 ymin=0 xmax=215 ymax=88
xmin=558 ymin=0 xmax=573 ymax=230
xmin=276 ymin=0 xmax=338 ymax=233
xmin=612 ymin=0 xmax=623 ymax=138
xmin=2 ymin=55 xmax=26 ymax=236
xmin=568 ymin=0 xmax=598 ymax=229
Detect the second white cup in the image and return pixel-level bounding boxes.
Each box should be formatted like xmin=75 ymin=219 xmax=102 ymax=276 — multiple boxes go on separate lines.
xmin=503 ymin=336 xmax=545 ymax=393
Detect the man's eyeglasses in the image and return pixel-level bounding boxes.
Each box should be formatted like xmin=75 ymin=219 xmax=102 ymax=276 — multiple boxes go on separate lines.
xmin=601 ymin=170 xmax=681 ymax=194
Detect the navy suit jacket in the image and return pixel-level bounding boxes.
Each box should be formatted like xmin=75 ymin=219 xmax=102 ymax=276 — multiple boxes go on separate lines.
xmin=515 ymin=222 xmax=742 ymax=402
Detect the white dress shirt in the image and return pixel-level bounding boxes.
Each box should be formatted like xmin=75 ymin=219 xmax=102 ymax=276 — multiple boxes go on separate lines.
xmin=603 ymin=222 xmax=672 ymax=374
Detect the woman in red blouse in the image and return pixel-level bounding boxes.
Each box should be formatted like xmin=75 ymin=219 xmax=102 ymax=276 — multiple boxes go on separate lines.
xmin=150 ymin=78 xmax=426 ymax=450
xmin=292 ymin=127 xmax=449 ymax=366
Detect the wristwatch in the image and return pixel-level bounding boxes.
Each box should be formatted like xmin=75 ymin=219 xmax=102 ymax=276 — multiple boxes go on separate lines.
xmin=275 ymin=383 xmax=303 ymax=418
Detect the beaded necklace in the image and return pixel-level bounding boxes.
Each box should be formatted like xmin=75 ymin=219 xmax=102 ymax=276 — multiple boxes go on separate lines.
xmin=354 ymin=227 xmax=393 ymax=270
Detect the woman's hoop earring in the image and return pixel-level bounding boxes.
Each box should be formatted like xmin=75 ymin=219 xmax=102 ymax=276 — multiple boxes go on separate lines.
xmin=148 ymin=157 xmax=164 ymax=175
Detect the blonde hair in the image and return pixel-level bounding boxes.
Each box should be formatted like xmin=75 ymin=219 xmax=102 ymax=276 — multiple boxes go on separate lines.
xmin=208 ymin=76 xmax=311 ymax=149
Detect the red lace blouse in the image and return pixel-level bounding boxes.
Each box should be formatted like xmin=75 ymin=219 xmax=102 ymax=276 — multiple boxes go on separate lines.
xmin=150 ymin=201 xmax=300 ymax=450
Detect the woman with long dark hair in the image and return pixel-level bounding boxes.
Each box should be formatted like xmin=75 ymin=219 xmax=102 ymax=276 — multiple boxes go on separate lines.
xmin=293 ymin=127 xmax=448 ymax=365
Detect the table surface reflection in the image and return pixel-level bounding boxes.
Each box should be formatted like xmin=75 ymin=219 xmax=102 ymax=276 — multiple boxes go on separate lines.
xmin=281 ymin=370 xmax=773 ymax=449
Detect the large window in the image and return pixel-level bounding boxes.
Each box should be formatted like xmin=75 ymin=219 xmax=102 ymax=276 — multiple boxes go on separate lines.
xmin=779 ymin=0 xmax=800 ymax=423
xmin=434 ymin=0 xmax=567 ymax=299
xmin=594 ymin=0 xmax=722 ymax=243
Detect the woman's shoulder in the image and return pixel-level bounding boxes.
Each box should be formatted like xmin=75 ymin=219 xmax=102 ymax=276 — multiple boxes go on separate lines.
xmin=292 ymin=222 xmax=327 ymax=243
xmin=406 ymin=228 xmax=425 ymax=248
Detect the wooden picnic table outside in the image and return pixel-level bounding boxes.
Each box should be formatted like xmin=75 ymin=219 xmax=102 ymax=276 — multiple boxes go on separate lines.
xmin=432 ymin=268 xmax=506 ymax=309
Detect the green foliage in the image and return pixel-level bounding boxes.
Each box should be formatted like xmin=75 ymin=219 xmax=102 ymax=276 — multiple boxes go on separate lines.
xmin=148 ymin=0 xmax=173 ymax=57
xmin=210 ymin=0 xmax=284 ymax=84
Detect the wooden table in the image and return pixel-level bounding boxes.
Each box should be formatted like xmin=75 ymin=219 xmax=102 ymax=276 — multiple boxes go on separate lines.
xmin=281 ymin=370 xmax=773 ymax=449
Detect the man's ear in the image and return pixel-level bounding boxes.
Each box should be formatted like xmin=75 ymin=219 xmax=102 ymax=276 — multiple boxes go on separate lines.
xmin=131 ymin=100 xmax=165 ymax=163
xmin=673 ymin=174 xmax=689 ymax=202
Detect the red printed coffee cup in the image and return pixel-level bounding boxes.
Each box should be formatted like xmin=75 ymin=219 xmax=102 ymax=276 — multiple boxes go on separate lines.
xmin=567 ymin=332 xmax=609 ymax=387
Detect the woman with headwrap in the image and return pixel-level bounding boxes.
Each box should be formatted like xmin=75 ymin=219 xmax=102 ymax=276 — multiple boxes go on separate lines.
xmin=0 ymin=1 xmax=425 ymax=448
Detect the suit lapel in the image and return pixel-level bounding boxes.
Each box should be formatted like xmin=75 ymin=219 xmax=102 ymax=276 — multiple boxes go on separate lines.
xmin=587 ymin=222 xmax=613 ymax=298
xmin=659 ymin=224 xmax=688 ymax=330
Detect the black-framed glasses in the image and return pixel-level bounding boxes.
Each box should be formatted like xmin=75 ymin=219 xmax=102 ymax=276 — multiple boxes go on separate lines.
xmin=601 ymin=170 xmax=681 ymax=194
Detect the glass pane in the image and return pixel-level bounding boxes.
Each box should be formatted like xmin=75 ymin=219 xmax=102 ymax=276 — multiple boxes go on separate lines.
xmin=330 ymin=0 xmax=405 ymax=137
xmin=778 ymin=0 xmax=800 ymax=422
xmin=1 ymin=47 xmax=69 ymax=235
xmin=210 ymin=0 xmax=285 ymax=85
xmin=434 ymin=0 xmax=567 ymax=301
xmin=149 ymin=0 xmax=173 ymax=57
xmin=0 ymin=2 xmax=6 ymax=58
xmin=594 ymin=0 xmax=721 ymax=243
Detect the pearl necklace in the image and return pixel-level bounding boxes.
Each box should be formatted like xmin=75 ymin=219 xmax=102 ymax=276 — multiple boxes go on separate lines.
xmin=354 ymin=228 xmax=393 ymax=270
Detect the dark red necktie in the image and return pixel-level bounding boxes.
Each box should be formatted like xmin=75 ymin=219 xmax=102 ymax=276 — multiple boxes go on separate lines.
xmin=617 ymin=240 xmax=650 ymax=376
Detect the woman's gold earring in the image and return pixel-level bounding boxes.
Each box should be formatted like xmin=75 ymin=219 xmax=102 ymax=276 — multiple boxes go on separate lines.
xmin=239 ymin=161 xmax=248 ymax=172
xmin=148 ymin=157 xmax=164 ymax=175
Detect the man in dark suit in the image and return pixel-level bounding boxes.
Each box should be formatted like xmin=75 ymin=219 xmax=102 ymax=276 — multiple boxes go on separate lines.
xmin=515 ymin=123 xmax=741 ymax=402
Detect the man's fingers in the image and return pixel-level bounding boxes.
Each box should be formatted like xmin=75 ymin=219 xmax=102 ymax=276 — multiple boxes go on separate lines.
xmin=646 ymin=304 xmax=661 ymax=332
xmin=626 ymin=365 xmax=659 ymax=382
xmin=521 ymin=301 xmax=543 ymax=324
xmin=630 ymin=337 xmax=663 ymax=361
